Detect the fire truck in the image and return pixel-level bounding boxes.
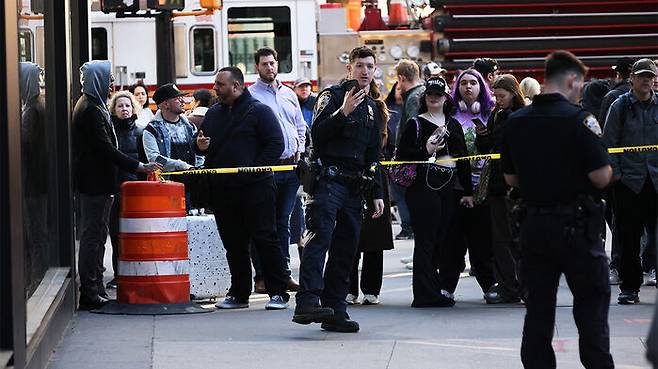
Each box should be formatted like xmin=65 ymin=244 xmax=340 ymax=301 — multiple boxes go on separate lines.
xmin=17 ymin=0 xmax=658 ymax=94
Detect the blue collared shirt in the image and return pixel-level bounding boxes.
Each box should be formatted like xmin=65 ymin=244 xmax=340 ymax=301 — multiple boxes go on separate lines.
xmin=249 ymin=79 xmax=307 ymax=159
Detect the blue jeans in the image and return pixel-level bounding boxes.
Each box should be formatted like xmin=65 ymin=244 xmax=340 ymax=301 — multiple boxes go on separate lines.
xmin=296 ymin=178 xmax=363 ymax=314
xmin=390 ymin=181 xmax=413 ymax=232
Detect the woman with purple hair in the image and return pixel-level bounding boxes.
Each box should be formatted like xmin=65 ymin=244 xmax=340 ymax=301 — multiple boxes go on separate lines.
xmin=441 ymin=68 xmax=497 ymax=299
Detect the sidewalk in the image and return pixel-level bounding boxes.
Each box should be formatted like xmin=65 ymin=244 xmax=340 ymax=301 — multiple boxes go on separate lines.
xmin=48 ymin=226 xmax=655 ymax=369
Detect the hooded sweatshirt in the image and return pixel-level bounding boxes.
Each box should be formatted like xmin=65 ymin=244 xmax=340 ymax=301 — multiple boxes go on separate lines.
xmin=20 ymin=62 xmax=48 ymax=195
xmin=72 ymin=60 xmax=140 ymax=195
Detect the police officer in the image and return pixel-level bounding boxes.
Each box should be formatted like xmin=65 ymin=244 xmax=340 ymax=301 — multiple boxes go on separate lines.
xmin=292 ymin=46 xmax=385 ymax=332
xmin=501 ymin=51 xmax=614 ymax=368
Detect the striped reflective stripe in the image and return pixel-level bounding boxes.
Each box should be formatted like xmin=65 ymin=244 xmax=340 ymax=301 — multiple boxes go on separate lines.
xmin=120 ymin=217 xmax=187 ymax=233
xmin=118 ymin=260 xmax=190 ymax=276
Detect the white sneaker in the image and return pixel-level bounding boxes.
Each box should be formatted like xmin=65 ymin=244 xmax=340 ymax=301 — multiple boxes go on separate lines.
xmin=646 ymin=269 xmax=657 ymax=286
xmin=400 ymin=256 xmax=413 ymax=264
xmin=609 ymin=268 xmax=620 ymax=285
xmin=405 ymin=262 xmax=413 ymax=270
xmin=362 ymin=294 xmax=379 ymax=305
xmin=265 ymin=295 xmax=288 ymax=310
xmin=345 ymin=293 xmax=359 ymax=305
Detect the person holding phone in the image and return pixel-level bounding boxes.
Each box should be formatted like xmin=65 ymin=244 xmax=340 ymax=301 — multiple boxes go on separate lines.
xmin=443 ymin=69 xmax=497 ymax=298
xmin=396 ymin=77 xmax=473 ymax=307
xmin=293 ymin=47 xmax=385 ymax=332
xmin=475 ymin=74 xmax=527 ymax=304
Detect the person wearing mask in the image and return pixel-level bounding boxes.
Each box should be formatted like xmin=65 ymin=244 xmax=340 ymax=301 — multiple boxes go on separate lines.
xmin=293 ymin=47 xmax=384 ymax=332
xmin=196 ymin=67 xmax=290 ymax=311
xmin=393 ymin=60 xmax=425 ymax=241
xmin=519 ymin=77 xmax=541 ymax=105
xmin=475 ymin=74 xmax=526 ymax=304
xmin=472 ymin=58 xmax=499 ymax=90
xmin=294 ymin=78 xmax=316 ymax=127
xmin=105 ymin=91 xmax=145 ymax=289
xmin=396 ymin=77 xmax=473 ymax=307
xmin=444 ymin=68 xmax=496 ymax=299
xmin=249 ymin=47 xmax=307 ymax=292
xmin=129 ymin=81 xmax=154 ymax=128
xmin=502 ymin=50 xmax=614 ymax=369
xmin=603 ymin=59 xmax=658 ymax=305
xmin=72 ymin=60 xmax=160 ymax=310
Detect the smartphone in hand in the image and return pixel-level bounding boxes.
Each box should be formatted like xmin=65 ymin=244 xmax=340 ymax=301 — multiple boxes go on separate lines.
xmin=343 ymin=79 xmax=361 ymax=93
xmin=155 ymin=155 xmax=168 ymax=166
xmin=471 ymin=118 xmax=485 ymax=130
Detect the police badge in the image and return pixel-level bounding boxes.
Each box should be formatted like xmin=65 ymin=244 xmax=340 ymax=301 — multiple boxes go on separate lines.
xmin=582 ymin=114 xmax=602 ymax=137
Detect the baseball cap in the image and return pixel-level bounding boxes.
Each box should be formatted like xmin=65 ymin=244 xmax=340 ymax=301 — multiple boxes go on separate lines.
xmin=612 ymin=57 xmax=635 ymax=75
xmin=425 ymin=77 xmax=450 ymax=95
xmin=423 ymin=62 xmax=446 ymax=78
xmin=153 ymin=83 xmax=188 ymax=105
xmin=294 ymin=78 xmax=312 ymax=88
xmin=632 ymin=58 xmax=657 ymax=76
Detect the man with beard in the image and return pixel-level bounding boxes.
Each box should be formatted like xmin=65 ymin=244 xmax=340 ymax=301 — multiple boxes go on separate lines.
xmin=196 ymin=66 xmax=291 ymax=310
xmin=248 ymin=47 xmax=306 ymax=293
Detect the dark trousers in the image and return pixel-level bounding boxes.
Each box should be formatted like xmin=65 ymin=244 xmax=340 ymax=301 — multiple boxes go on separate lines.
xmin=108 ymin=193 xmax=121 ymax=279
xmin=349 ymin=251 xmax=384 ymax=296
xmin=615 ymin=179 xmax=658 ymax=292
xmin=442 ymin=190 xmax=495 ymax=294
xmin=78 ymin=194 xmax=113 ymax=300
xmin=251 ymin=171 xmax=299 ymax=280
xmin=290 ymin=194 xmax=305 ymax=245
xmin=406 ymin=182 xmax=454 ymax=306
xmin=390 ymin=182 xmax=413 ymax=232
xmin=296 ymin=178 xmax=362 ymax=314
xmin=488 ymin=195 xmax=521 ymax=297
xmin=520 ymin=210 xmax=613 ymax=369
xmin=211 ymin=179 xmax=289 ymax=300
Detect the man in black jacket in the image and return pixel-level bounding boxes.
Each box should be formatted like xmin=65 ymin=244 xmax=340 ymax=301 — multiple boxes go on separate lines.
xmin=196 ymin=66 xmax=291 ymax=311
xmin=72 ymin=60 xmax=160 ymax=310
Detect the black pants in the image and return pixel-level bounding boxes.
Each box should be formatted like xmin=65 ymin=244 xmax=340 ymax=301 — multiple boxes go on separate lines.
xmin=442 ymin=190 xmax=495 ymax=294
xmin=78 ymin=194 xmax=113 ymax=300
xmin=614 ymin=179 xmax=658 ymax=292
xmin=406 ymin=181 xmax=454 ymax=307
xmin=349 ymin=251 xmax=384 ymax=296
xmin=488 ymin=195 xmax=520 ymax=297
xmin=210 ymin=179 xmax=289 ymax=301
xmin=520 ymin=210 xmax=613 ymax=369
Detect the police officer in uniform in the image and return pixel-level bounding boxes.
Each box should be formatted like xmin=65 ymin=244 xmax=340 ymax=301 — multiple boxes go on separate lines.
xmin=292 ymin=47 xmax=385 ymax=332
xmin=501 ymin=51 xmax=614 ymax=368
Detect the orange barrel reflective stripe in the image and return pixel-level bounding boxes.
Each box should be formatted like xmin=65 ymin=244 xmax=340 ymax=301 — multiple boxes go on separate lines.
xmin=117 ymin=181 xmax=190 ymax=304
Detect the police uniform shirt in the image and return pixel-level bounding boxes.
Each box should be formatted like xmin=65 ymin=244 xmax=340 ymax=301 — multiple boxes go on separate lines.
xmin=501 ymin=93 xmax=611 ymax=205
xmin=311 ymin=81 xmax=384 ymax=198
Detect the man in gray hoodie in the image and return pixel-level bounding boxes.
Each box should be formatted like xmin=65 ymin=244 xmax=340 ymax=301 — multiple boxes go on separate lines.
xmin=72 ymin=60 xmax=160 ymax=310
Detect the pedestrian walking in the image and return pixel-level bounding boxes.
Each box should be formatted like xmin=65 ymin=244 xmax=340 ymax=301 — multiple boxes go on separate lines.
xmin=293 ymin=47 xmax=385 ymax=332
xmin=501 ymin=50 xmax=614 ymax=368
xmin=196 ymin=66 xmax=291 ymax=310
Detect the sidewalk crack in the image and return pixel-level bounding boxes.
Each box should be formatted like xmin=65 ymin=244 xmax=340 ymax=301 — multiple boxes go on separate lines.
xmin=149 ymin=316 xmax=156 ymax=369
xmin=385 ymin=340 xmax=397 ymax=369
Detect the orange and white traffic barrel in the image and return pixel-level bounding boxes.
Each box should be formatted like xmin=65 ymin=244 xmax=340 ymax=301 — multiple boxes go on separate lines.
xmin=117 ymin=181 xmax=190 ymax=304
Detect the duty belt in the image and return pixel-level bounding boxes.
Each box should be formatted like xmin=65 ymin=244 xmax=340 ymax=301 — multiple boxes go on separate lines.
xmin=320 ymin=166 xmax=362 ymax=185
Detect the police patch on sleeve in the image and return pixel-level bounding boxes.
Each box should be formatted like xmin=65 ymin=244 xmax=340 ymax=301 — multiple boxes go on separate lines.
xmin=583 ymin=114 xmax=602 ymax=137
xmin=313 ymin=91 xmax=332 ymax=120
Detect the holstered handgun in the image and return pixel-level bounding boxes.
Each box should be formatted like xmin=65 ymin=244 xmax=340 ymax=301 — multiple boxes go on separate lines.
xmin=296 ymin=156 xmax=320 ymax=195
xmin=577 ymin=194 xmax=606 ymax=242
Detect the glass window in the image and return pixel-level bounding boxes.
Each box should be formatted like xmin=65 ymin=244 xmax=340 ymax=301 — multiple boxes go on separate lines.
xmin=18 ymin=29 xmax=34 ymax=62
xmin=191 ymin=27 xmax=216 ymax=74
xmin=91 ymin=27 xmax=108 ymax=60
xmin=227 ymin=6 xmax=292 ymax=75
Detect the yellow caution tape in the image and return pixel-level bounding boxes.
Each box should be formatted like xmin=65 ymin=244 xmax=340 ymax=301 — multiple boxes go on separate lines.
xmin=159 ymin=144 xmax=658 ymax=176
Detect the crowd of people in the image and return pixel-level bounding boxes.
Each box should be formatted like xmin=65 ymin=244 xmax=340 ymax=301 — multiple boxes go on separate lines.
xmin=68 ymin=46 xmax=657 ymax=345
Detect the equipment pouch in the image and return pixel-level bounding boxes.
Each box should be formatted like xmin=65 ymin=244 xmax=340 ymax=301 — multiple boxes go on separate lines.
xmin=296 ymin=157 xmax=320 ymax=195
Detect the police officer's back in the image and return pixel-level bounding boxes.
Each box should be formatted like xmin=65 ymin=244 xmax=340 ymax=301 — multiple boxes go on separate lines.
xmin=501 ymin=51 xmax=614 ymax=369
xmin=293 ymin=47 xmax=385 ymax=333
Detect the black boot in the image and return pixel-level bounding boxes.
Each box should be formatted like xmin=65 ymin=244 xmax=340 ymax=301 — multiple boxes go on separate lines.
xmin=320 ymin=312 xmax=360 ymax=333
xmin=292 ymin=305 xmax=335 ymax=325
